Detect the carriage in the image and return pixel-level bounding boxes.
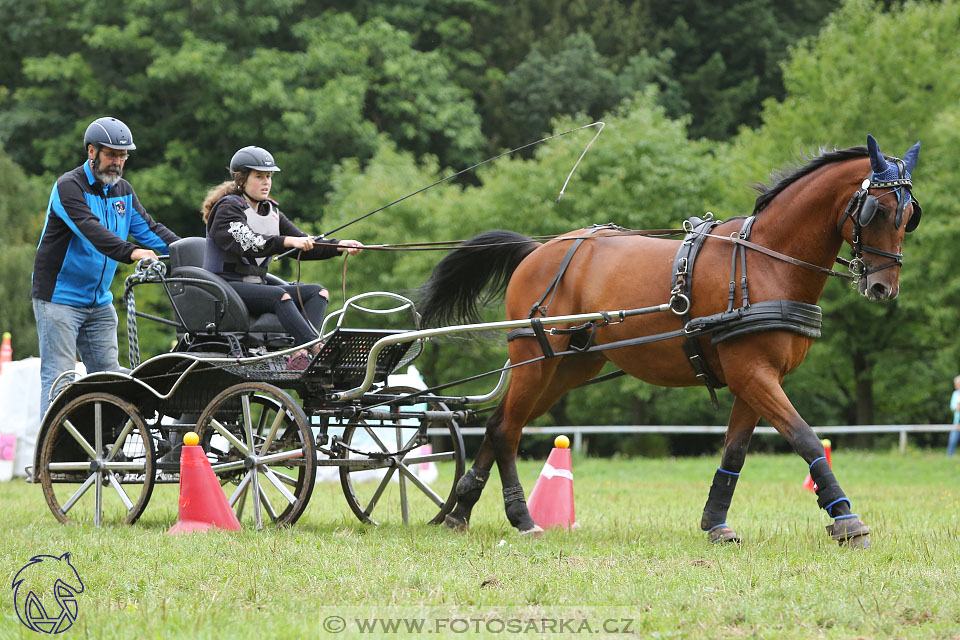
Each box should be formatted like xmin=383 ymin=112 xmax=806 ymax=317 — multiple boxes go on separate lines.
xmin=29 ymin=237 xmax=485 ymax=529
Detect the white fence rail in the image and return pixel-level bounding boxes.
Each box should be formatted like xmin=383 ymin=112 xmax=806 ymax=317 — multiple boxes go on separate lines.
xmin=430 ymin=424 xmax=956 ymax=454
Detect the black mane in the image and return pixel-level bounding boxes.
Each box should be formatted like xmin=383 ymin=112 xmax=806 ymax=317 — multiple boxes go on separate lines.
xmin=752 ymin=146 xmax=868 ymax=214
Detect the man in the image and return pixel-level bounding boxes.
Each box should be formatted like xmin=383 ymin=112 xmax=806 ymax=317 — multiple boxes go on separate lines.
xmin=31 ymin=116 xmax=180 ymax=415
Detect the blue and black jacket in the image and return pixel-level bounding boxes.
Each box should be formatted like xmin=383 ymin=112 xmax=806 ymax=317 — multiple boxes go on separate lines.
xmin=31 ymin=161 xmax=181 ymax=307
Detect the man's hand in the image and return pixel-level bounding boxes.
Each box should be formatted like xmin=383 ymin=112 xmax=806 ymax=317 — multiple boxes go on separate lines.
xmin=284 ymin=236 xmax=316 ymax=251
xmin=337 ymin=240 xmax=364 ymax=256
xmin=130 ymin=248 xmax=159 ymax=262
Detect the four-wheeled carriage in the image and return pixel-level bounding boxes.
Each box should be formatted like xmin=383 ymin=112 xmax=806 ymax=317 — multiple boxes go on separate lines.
xmin=31 ymin=238 xmax=473 ymax=529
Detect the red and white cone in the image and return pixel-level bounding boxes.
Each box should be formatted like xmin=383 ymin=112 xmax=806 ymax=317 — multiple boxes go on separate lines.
xmin=803 ymin=438 xmax=832 ymax=492
xmin=527 ymin=435 xmax=578 ymax=530
xmin=168 ymin=432 xmax=241 ymax=534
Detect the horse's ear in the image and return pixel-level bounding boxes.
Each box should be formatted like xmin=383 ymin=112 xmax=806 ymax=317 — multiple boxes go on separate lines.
xmin=903 ymin=141 xmax=920 ymax=174
xmin=867 ymin=134 xmax=888 ymax=173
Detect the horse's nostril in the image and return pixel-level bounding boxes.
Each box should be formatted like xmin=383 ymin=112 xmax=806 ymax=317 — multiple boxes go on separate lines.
xmin=869 ymin=283 xmax=889 ymax=298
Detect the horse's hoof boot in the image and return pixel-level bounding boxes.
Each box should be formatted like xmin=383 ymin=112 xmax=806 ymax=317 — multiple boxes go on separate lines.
xmin=708 ymin=526 xmax=741 ymax=545
xmin=825 ymin=516 xmax=870 ymax=543
xmin=840 ymin=533 xmax=871 ymax=549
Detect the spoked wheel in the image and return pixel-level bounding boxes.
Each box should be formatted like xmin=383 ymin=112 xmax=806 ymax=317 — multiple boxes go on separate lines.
xmin=195 ymin=382 xmax=316 ymax=529
xmin=337 ymin=387 xmax=465 ymax=525
xmin=39 ymin=392 xmax=155 ymax=526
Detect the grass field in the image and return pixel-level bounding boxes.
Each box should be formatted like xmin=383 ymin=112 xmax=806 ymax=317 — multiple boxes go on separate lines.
xmin=2 ymin=449 xmax=959 ymax=639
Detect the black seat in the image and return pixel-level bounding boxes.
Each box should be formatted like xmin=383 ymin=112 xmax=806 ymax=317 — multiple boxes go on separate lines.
xmin=167 ymin=237 xmax=291 ymax=344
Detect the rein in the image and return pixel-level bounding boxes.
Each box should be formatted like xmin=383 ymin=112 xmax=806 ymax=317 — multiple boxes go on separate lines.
xmin=350 ymin=226 xmax=859 ymax=281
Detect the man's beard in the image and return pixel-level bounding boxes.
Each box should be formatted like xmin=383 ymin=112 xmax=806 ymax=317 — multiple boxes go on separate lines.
xmin=92 ymin=157 xmax=122 ymax=185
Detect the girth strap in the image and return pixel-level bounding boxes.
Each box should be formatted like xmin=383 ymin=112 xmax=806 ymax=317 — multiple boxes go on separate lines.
xmin=670 ymin=215 xmax=727 ymax=406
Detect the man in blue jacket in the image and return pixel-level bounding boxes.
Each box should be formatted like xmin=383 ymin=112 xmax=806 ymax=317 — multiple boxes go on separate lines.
xmin=31 ymin=116 xmax=181 ymax=415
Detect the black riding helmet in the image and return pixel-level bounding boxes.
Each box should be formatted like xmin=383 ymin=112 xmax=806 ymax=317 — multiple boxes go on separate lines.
xmin=83 ymin=117 xmax=136 ymax=151
xmin=229 ymin=146 xmax=281 ymax=173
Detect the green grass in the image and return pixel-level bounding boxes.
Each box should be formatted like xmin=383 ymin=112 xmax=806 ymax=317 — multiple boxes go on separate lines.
xmin=2 ymin=450 xmax=960 ymax=639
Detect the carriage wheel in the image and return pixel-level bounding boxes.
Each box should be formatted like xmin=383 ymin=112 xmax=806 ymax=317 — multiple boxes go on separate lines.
xmin=195 ymin=382 xmax=316 ymax=529
xmin=39 ymin=392 xmax=155 ymax=526
xmin=338 ymin=387 xmax=465 ymax=525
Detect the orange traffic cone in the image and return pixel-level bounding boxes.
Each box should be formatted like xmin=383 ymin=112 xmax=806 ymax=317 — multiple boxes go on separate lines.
xmin=527 ymin=435 xmax=578 ymax=530
xmin=802 ymin=438 xmax=832 ymax=491
xmin=0 ymin=332 xmax=12 ymax=373
xmin=168 ymin=432 xmax=241 ymax=534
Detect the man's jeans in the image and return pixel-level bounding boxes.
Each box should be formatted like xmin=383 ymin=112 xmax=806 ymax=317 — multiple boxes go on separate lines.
xmin=33 ymin=298 xmax=122 ymax=417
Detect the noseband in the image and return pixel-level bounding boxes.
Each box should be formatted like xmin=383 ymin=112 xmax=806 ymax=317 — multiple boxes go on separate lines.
xmin=836 ymin=157 xmax=922 ymax=280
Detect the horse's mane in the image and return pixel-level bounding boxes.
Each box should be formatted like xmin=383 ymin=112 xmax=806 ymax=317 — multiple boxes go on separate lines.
xmin=752 ymin=146 xmax=868 ymax=214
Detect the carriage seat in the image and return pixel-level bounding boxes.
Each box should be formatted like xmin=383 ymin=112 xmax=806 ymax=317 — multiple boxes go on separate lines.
xmin=167 ymin=237 xmax=290 ymax=339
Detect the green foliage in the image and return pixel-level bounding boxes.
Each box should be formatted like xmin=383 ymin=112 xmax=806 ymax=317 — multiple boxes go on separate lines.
xmin=0 ymin=1 xmax=484 ymax=237
xmin=647 ymin=0 xmax=840 ymax=139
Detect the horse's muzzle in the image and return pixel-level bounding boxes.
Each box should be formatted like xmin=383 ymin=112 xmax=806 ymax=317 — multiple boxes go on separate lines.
xmin=861 ymin=276 xmax=899 ymax=301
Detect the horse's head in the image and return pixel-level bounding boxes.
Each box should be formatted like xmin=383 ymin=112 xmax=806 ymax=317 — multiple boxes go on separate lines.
xmin=837 ymin=134 xmax=921 ymax=301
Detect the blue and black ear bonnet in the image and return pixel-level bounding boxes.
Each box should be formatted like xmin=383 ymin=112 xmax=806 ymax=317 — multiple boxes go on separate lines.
xmin=860 ymin=134 xmax=922 ymax=231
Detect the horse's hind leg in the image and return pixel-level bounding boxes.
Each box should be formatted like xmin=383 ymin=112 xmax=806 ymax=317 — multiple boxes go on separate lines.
xmin=728 ymin=364 xmax=870 ymax=548
xmin=443 ymin=407 xmax=501 ymax=531
xmin=493 ymin=353 xmax=605 ymax=535
xmin=701 ymin=397 xmax=758 ymax=544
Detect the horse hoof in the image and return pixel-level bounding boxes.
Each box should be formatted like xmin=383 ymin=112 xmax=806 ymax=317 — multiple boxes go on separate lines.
xmin=443 ymin=514 xmax=469 ymax=532
xmin=707 ymin=525 xmax=742 ymax=545
xmin=519 ymin=525 xmax=544 ymax=538
xmin=825 ymin=515 xmax=870 ymax=547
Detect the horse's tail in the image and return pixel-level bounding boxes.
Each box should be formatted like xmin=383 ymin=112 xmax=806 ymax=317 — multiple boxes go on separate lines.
xmin=418 ymin=230 xmax=540 ymax=327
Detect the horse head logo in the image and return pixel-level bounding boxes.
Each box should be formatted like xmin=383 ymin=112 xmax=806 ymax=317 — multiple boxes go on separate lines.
xmin=12 ymin=553 xmax=84 ymax=634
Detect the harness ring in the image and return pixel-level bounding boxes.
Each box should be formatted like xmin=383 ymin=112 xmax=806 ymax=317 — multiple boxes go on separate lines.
xmin=670 ymin=293 xmax=691 ymax=316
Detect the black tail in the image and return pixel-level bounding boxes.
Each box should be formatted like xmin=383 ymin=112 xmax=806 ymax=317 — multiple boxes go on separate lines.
xmin=418 ymin=230 xmax=540 ymax=327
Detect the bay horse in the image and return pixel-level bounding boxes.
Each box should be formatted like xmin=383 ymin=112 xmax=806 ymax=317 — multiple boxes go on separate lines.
xmin=418 ymin=135 xmax=921 ymax=548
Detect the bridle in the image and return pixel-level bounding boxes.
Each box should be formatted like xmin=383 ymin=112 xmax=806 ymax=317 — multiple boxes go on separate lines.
xmin=836 ymin=156 xmax=922 ymax=280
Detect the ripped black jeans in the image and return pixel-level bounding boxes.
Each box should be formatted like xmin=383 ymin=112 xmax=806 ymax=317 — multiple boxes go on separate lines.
xmin=228 ymin=281 xmax=328 ymax=347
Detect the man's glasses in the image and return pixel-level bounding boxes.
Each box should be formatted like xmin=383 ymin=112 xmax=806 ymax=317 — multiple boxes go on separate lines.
xmin=100 ymin=149 xmax=129 ymax=161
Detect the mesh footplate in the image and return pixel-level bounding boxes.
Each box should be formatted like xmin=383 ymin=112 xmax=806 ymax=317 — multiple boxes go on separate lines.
xmin=307 ymin=328 xmax=416 ymax=388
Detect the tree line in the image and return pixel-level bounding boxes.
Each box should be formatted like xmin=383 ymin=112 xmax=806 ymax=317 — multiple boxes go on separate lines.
xmin=2 ymin=0 xmax=959 ymax=454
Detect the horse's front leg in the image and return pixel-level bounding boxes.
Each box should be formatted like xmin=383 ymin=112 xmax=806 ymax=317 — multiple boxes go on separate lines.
xmin=729 ymin=366 xmax=870 ymax=548
xmin=701 ymin=396 xmax=758 ymax=544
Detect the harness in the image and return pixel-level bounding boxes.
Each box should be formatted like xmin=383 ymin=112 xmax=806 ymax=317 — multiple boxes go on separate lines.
xmin=507 ymin=217 xmax=823 ymax=409
xmin=668 ymin=214 xmax=821 ymax=407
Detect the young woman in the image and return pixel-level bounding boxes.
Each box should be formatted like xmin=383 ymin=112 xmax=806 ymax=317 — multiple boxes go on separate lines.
xmin=201 ymin=146 xmax=362 ymax=368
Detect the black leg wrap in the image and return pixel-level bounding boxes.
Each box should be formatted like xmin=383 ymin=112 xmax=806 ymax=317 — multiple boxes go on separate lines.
xmin=456 ymin=468 xmax=490 ymax=498
xmin=701 ymin=468 xmax=739 ymax=531
xmin=809 ymin=458 xmax=851 ymax=516
xmin=503 ymin=484 xmax=535 ymax=530
xmin=445 ymin=468 xmax=491 ymax=530
xmin=503 ymin=484 xmax=525 ymax=505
